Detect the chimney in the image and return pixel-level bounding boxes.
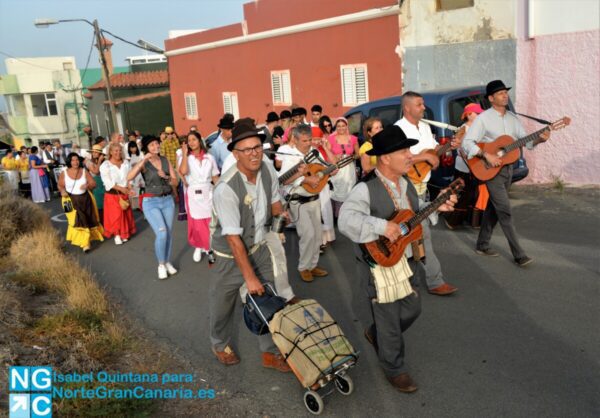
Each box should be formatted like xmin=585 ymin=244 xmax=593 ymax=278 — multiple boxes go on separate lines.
xmin=98 ymin=37 xmax=114 ymax=77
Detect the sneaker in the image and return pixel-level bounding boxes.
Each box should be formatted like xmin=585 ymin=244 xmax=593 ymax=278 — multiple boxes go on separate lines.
xmin=475 ymin=248 xmax=499 ymax=257
xmin=165 ymin=262 xmax=178 ymax=275
xmin=515 ymin=256 xmax=533 ymax=267
xmin=122 ymin=238 xmax=128 ymax=243
xmin=428 ymin=283 xmax=458 ymax=296
xmin=158 ymin=264 xmax=168 ymax=280
xmin=207 ymin=250 xmax=216 ymax=265
xmin=193 ymin=248 xmax=202 ymax=263
xmin=114 ymin=235 xmax=123 ymax=245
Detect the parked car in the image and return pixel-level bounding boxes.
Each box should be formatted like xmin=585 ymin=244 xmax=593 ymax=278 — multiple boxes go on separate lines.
xmin=344 ymin=86 xmax=529 ymax=197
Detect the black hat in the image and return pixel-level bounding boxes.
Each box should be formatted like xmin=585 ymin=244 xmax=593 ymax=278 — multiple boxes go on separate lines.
xmin=311 ymin=104 xmax=322 ymax=113
xmin=291 ymin=107 xmax=307 ymax=117
xmin=279 ymin=110 xmax=292 ymax=119
xmin=266 ymin=111 xmax=280 ymax=123
xmin=366 ymin=125 xmax=418 ymax=156
xmin=486 ymin=80 xmax=511 ymax=97
xmin=227 ymin=118 xmax=266 ymax=151
xmin=141 ymin=135 xmax=160 ymax=153
xmin=217 ymin=115 xmax=235 ymax=129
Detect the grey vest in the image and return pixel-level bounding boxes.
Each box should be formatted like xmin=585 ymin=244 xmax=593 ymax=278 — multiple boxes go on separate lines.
xmin=211 ymin=163 xmax=273 ymax=254
xmin=142 ymin=157 xmax=172 ymax=195
xmin=365 ymin=175 xmax=419 ymax=220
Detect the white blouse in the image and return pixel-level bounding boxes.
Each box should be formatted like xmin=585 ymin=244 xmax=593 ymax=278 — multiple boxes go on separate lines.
xmin=100 ymin=160 xmax=131 ymax=191
xmin=183 ymin=153 xmax=219 ymax=186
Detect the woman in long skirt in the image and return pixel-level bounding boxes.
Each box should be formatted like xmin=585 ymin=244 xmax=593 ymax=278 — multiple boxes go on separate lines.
xmin=178 ymin=131 xmax=219 ymax=262
xmin=28 ymin=146 xmax=51 ymax=203
xmin=58 ymin=153 xmax=104 ymax=252
xmin=126 ymin=140 xmax=144 ymax=210
xmin=100 ymin=143 xmax=136 ymax=245
xmin=85 ymin=144 xmax=106 ymax=220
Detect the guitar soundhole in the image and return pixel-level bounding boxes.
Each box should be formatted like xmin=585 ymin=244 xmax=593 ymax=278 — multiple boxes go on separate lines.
xmin=376 ymin=240 xmax=391 ymax=257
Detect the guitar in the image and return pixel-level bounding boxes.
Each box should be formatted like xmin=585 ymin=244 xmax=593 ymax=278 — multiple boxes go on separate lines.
xmin=302 ymin=155 xmax=355 ymax=194
xmin=467 ymin=117 xmax=571 ymax=181
xmin=360 ymin=178 xmax=464 ymax=267
xmin=277 ymin=149 xmax=319 ymax=185
xmin=407 ymin=126 xmax=466 ymax=183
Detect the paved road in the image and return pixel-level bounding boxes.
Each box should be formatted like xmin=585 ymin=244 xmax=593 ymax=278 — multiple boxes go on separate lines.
xmin=49 ymin=186 xmax=599 ymax=417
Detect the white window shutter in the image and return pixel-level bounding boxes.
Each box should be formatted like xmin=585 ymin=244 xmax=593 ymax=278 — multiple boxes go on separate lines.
xmin=340 ymin=65 xmax=369 ymax=107
xmin=271 ymin=70 xmax=292 ymax=106
xmin=184 ymin=93 xmax=197 ymax=119
xmin=223 ymin=92 xmax=239 ymax=120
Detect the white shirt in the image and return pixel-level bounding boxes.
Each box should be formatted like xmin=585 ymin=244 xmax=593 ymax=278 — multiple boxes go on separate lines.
xmin=278 ymin=146 xmax=314 ymax=196
xmin=395 ymin=117 xmax=438 ymax=183
xmin=64 ymin=168 xmax=88 ymax=196
xmin=183 ymin=152 xmax=219 ymax=185
xmin=100 ymin=160 xmax=131 ymax=191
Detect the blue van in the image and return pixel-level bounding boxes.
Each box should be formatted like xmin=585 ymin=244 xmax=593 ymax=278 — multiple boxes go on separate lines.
xmin=343 ymin=86 xmax=529 ymax=195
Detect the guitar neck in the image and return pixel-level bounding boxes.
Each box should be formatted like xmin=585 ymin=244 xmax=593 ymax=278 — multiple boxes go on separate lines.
xmin=504 ymin=126 xmax=549 ymax=153
xmin=278 ymin=161 xmax=304 ymax=184
xmin=407 ymin=188 xmax=454 ymax=229
xmin=435 ymin=142 xmax=452 ymax=157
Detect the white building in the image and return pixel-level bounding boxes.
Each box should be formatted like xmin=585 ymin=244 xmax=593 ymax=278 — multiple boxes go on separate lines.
xmin=0 ymin=56 xmax=89 ymax=147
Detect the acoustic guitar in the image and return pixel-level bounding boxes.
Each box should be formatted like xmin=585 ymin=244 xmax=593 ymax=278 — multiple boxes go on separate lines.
xmin=360 ymin=178 xmax=464 ymax=267
xmin=302 ymin=155 xmax=355 ymax=194
xmin=467 ymin=117 xmax=571 ymax=181
xmin=407 ymin=126 xmax=466 ymax=183
xmin=277 ymin=149 xmax=319 ymax=185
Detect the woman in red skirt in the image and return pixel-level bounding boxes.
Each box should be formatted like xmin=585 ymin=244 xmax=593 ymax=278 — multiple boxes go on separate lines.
xmin=100 ymin=142 xmax=136 ymax=245
xmin=178 ymin=131 xmax=220 ymax=262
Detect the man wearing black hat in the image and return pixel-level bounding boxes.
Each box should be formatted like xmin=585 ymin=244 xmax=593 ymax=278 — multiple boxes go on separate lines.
xmin=209 ymin=118 xmax=291 ymax=373
xmin=261 ymin=111 xmax=280 ymax=151
xmin=209 ymin=115 xmax=235 ymax=171
xmin=463 ymin=80 xmax=550 ymax=267
xmin=338 ymin=125 xmax=457 ymax=393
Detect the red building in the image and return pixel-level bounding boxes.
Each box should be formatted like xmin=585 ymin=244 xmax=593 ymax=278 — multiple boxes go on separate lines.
xmin=165 ymin=0 xmax=401 ymax=135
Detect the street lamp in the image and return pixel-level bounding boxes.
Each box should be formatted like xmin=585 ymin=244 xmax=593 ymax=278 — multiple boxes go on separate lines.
xmin=137 ymin=39 xmax=165 ymax=54
xmin=35 ymin=17 xmax=119 ymax=134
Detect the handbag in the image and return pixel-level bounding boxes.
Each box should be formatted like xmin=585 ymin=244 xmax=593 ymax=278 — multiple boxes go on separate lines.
xmin=38 ymin=168 xmax=46 ymax=176
xmin=118 ymin=197 xmax=130 ymax=210
xmin=62 ymin=198 xmax=73 ymax=213
xmin=243 ymin=284 xmax=286 ymax=335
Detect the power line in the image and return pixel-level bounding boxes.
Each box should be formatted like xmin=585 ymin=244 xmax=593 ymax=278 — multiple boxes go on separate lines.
xmin=0 ymin=51 xmax=59 ymax=71
xmin=100 ymin=28 xmax=163 ymax=53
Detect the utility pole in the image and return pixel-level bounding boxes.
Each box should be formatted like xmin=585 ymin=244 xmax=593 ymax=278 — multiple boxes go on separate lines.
xmin=93 ymin=19 xmax=119 ymax=134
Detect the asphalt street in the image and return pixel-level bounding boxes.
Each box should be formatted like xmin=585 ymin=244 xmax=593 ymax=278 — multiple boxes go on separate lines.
xmin=48 ymin=186 xmax=600 ymax=417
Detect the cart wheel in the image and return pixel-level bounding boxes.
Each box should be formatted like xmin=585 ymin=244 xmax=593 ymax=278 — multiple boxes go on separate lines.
xmin=335 ymin=375 xmax=354 ymax=395
xmin=303 ymin=390 xmax=324 ymax=415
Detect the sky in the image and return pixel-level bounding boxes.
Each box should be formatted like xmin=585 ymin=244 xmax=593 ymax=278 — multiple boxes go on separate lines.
xmin=0 ymin=0 xmax=249 ymax=111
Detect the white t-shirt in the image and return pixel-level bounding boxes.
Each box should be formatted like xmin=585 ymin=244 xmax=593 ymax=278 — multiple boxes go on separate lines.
xmin=395 ymin=117 xmax=437 ymax=183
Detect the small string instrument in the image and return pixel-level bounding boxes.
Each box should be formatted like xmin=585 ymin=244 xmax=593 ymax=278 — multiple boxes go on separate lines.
xmin=467 ymin=117 xmax=571 ymax=181
xmin=361 ymin=178 xmax=464 ymax=267
xmin=302 ymin=155 xmax=355 ymax=194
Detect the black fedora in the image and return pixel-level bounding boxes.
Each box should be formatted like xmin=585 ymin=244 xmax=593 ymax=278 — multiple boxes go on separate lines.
xmin=279 ymin=110 xmax=292 ymax=119
xmin=366 ymin=125 xmax=418 ymax=156
xmin=227 ymin=118 xmax=266 ymax=151
xmin=266 ymin=111 xmax=280 ymax=123
xmin=486 ymin=80 xmax=511 ymax=97
xmin=217 ymin=115 xmax=235 ymax=130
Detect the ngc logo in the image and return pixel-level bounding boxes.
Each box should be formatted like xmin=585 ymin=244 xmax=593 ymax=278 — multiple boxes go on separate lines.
xmin=8 ymin=366 xmax=52 ymax=418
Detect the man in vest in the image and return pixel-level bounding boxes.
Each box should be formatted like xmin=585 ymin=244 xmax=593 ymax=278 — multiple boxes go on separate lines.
xmin=278 ymin=124 xmax=329 ymax=283
xmin=210 ymin=118 xmax=291 ymax=372
xmin=338 ymin=125 xmax=457 ymax=393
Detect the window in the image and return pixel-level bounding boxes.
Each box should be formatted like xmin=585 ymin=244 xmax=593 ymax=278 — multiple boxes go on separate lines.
xmin=184 ymin=92 xmax=198 ymax=120
xmin=271 ymin=70 xmax=292 ymax=106
xmin=346 ymin=112 xmax=364 ymax=138
xmin=30 ymin=93 xmax=58 ymax=117
xmin=369 ymin=105 xmax=400 ymax=129
xmin=222 ymin=92 xmax=239 ymax=120
xmin=340 ymin=64 xmax=369 ymax=107
xmin=6 ymin=95 xmax=25 ymax=117
xmin=436 ymin=0 xmax=473 ymax=11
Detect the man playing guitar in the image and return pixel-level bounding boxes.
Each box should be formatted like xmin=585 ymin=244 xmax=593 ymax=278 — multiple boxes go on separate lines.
xmin=462 ymin=80 xmax=550 ymax=266
xmin=395 ymin=91 xmax=461 ymax=296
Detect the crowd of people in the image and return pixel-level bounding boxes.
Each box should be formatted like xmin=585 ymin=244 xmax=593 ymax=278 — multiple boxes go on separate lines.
xmin=0 ymin=79 xmax=550 ymax=393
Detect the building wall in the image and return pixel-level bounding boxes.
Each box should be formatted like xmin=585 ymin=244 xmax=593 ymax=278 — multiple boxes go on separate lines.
xmin=516 ymin=29 xmax=600 ymax=185
xmin=2 ymin=57 xmax=89 ymax=146
xmin=403 ymin=39 xmax=516 ymax=94
xmin=400 ymin=0 xmax=517 ymax=94
xmin=530 ymin=0 xmax=599 ymax=36
xmin=121 ymin=95 xmax=173 ymax=136
xmin=166 ymin=0 xmax=401 ymax=135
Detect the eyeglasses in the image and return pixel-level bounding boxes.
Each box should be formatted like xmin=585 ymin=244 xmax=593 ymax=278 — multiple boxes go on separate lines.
xmin=234 ymin=144 xmax=263 ymax=155
xmin=323 ymin=123 xmax=332 ymax=127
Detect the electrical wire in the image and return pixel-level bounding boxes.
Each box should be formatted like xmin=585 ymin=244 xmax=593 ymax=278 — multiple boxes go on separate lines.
xmin=100 ymin=28 xmax=163 ymax=53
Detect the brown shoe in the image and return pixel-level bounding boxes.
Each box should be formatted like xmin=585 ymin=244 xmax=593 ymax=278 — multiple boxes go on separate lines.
xmin=387 ymin=373 xmax=418 ymax=393
xmin=287 ymin=296 xmax=302 ymax=305
xmin=299 ymin=270 xmax=314 ymax=282
xmin=212 ymin=345 xmax=240 ymax=366
xmin=310 ymin=266 xmax=328 ymax=277
xmin=428 ymin=283 xmax=458 ymax=296
xmin=262 ymin=352 xmax=291 ymax=372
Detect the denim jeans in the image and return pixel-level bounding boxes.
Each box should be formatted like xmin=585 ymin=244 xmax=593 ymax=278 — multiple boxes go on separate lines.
xmin=143 ymin=196 xmax=175 ymax=263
